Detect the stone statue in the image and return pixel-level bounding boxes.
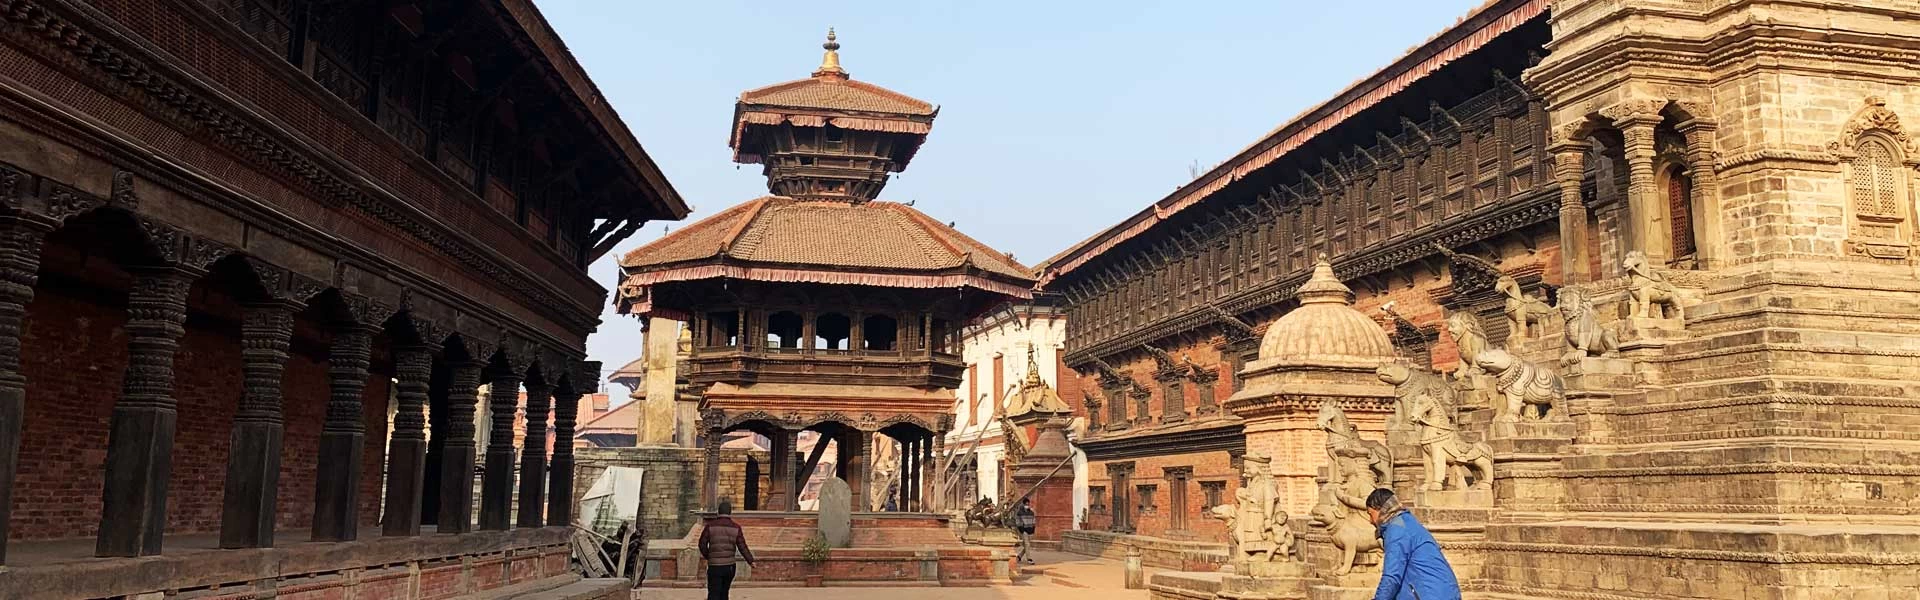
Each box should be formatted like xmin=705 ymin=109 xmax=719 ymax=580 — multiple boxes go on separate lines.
xmin=964 ymin=497 xmax=998 ymax=531
xmin=1380 ymin=364 xmax=1491 ymax=490
xmin=1497 ymin=274 xmax=1555 ymax=339
xmin=1625 ymin=251 xmax=1685 ymax=320
xmin=1209 ymin=454 xmax=1294 ymax=565
xmin=1316 ymin=401 xmax=1391 ymax=486
xmin=1556 ymin=286 xmax=1618 ymax=366
xmin=1310 ymin=447 xmax=1384 ymax=576
xmin=1377 ymin=363 xmax=1453 ymax=429
xmin=1444 ymin=311 xmax=1489 ymax=381
xmin=1476 ymin=348 xmax=1564 ymax=422
xmin=1407 ymin=382 xmax=1494 ymax=490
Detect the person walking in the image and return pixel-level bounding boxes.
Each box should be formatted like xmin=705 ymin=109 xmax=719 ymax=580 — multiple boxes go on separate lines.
xmin=1367 ymin=488 xmax=1461 ymax=600
xmin=1012 ymin=497 xmax=1039 ymax=565
xmin=698 ymin=499 xmax=755 ymax=600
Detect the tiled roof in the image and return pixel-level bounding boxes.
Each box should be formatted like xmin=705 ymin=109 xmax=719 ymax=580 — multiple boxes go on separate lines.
xmin=578 ymin=400 xmax=639 ymax=433
xmin=738 ymin=76 xmax=934 ymax=116
xmin=620 ymin=197 xmax=1033 ymax=284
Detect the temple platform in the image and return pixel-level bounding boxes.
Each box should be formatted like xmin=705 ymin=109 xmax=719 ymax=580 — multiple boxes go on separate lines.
xmin=638 ymin=511 xmax=1006 ymax=587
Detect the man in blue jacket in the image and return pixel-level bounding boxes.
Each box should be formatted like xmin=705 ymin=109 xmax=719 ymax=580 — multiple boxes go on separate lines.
xmin=1368 ymin=488 xmax=1461 ymax=600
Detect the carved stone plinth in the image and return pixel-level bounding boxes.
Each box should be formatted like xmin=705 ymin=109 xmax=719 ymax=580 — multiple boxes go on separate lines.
xmin=977 ymin=526 xmax=1020 ymax=547
xmin=1219 ymin=570 xmax=1314 ymax=600
xmin=1489 ymin=418 xmax=1575 ymax=443
xmin=1414 ymin=488 xmax=1493 ymax=509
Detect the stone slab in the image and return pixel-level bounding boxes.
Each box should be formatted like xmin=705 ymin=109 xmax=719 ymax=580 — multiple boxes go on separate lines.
xmin=818 ymin=477 xmax=853 ymax=548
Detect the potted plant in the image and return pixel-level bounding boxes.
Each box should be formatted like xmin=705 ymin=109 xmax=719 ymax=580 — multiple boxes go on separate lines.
xmin=800 ymin=531 xmax=830 ymax=587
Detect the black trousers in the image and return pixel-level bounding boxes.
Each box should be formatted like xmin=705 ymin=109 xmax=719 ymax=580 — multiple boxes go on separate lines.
xmin=706 ymin=564 xmax=737 ymax=600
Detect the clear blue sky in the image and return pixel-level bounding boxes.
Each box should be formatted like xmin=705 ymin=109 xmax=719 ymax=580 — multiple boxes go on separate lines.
xmin=541 ymin=0 xmax=1487 ymax=381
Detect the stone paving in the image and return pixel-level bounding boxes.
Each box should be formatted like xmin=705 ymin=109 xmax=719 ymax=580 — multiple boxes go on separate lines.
xmin=633 ymin=550 xmax=1153 ymax=599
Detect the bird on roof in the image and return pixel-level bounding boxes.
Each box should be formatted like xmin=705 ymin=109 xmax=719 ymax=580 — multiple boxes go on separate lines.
xmin=905 ymin=199 xmax=916 ymax=206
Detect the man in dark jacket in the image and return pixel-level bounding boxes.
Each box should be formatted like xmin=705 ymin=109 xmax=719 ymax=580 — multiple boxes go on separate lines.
xmin=1368 ymin=489 xmax=1461 ymax=600
xmin=698 ymin=499 xmax=755 ymax=600
xmin=1012 ymin=498 xmax=1038 ymax=565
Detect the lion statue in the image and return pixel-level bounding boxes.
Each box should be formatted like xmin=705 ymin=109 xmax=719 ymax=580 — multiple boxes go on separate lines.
xmin=1556 ymin=286 xmax=1618 ymax=366
xmin=1497 ymin=274 xmax=1555 ymax=340
xmin=1445 ymin=311 xmax=1490 ymax=381
xmin=1475 ymin=348 xmax=1564 ymax=422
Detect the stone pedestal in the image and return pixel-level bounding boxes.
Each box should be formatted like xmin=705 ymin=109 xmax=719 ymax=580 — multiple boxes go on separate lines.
xmin=1008 ymin=416 xmax=1076 ymax=542
xmin=978 ymin=527 xmax=1020 ymax=547
xmin=575 ymin=446 xmax=707 ymax=540
xmin=1306 ymin=572 xmax=1379 ymax=600
xmin=1216 ymin=562 xmax=1314 ymax=600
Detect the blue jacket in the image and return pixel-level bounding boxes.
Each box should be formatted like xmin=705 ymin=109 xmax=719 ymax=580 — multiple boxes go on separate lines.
xmin=1373 ymin=511 xmax=1460 ymax=600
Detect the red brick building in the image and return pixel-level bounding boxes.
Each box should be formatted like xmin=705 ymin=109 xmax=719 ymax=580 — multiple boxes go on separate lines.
xmin=0 ymin=1 xmax=685 ymax=598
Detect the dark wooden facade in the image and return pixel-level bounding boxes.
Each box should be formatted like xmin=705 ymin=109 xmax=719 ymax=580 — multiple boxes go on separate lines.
xmin=0 ymin=0 xmax=684 ymax=597
xmin=1044 ymin=2 xmax=1561 ymax=541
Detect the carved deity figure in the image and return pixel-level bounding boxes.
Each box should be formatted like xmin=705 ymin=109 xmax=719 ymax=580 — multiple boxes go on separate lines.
xmin=1497 ymin=274 xmax=1555 ymax=340
xmin=1625 ymin=251 xmax=1685 ymax=320
xmin=1444 ymin=312 xmax=1490 ymax=381
xmin=1310 ymin=446 xmax=1384 ymax=576
xmin=1475 ymin=348 xmax=1564 ymax=422
xmin=1556 ymin=286 xmax=1618 ymax=366
xmin=1209 ymin=454 xmax=1294 ymax=564
xmin=1316 ymin=402 xmax=1391 ymax=486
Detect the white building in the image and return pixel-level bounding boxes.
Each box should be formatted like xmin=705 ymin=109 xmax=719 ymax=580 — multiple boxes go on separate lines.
xmin=945 ymin=302 xmax=1088 ymax=527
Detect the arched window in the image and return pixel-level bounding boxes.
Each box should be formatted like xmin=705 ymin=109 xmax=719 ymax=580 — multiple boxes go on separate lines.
xmin=861 ymin=314 xmax=897 ymax=351
xmin=1666 ymin=165 xmax=1697 ymax=262
xmin=815 ymin=313 xmax=851 ymax=351
xmin=1850 ymin=136 xmax=1905 ymax=244
xmin=766 ymin=311 xmax=803 ymax=349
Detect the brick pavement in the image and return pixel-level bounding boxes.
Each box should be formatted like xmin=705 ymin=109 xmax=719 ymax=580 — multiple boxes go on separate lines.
xmin=633 ymin=550 xmax=1153 ymax=599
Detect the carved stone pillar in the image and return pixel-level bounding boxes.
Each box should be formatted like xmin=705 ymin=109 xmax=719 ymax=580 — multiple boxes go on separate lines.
xmin=1678 ymin=118 xmax=1721 ymax=269
xmin=517 ymin=378 xmax=553 ymax=527
xmin=0 ymin=217 xmax=52 ymax=564
xmin=312 ymin=302 xmax=386 ymax=542
xmin=931 ymin=423 xmax=948 ymax=512
xmin=218 ymin=298 xmax=302 ymax=549
xmin=480 ymin=370 xmax=522 ymax=530
xmin=1613 ymin=111 xmax=1665 ymax=265
xmin=98 ymin=266 xmax=200 ymax=557
xmin=1551 ymin=143 xmax=1593 ymax=283
xmin=382 ymin=339 xmax=440 ymax=537
xmin=547 ymin=362 xmax=591 ymax=527
xmin=436 ymin=346 xmax=489 ymax=534
xmin=700 ymin=411 xmax=723 ymax=509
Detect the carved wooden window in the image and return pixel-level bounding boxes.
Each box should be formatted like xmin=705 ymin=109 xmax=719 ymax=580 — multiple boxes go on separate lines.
xmin=1200 ymin=481 xmax=1226 ymax=510
xmin=1090 ymin=486 xmax=1108 ymax=512
xmin=1849 ymin=136 xmax=1906 ymax=244
xmin=1136 ymin=484 xmax=1158 ymax=514
xmin=1161 ymin=379 xmax=1185 ymax=423
xmin=1667 ymin=166 xmax=1697 ymax=261
xmin=1106 ymin=385 xmax=1129 ymax=427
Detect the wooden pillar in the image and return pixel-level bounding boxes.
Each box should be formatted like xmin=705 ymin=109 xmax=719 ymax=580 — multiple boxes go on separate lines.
xmin=312 ymin=311 xmax=384 ymax=542
xmin=930 ymin=428 xmax=947 ymax=512
xmin=382 ymin=340 xmax=439 ymax=537
xmin=919 ymin=434 xmax=934 ymax=513
xmin=847 ymin=431 xmax=868 ymax=511
xmin=0 ymin=217 xmax=53 ymax=564
xmin=547 ymin=363 xmax=590 ymax=527
xmin=897 ymin=438 xmax=910 ymax=510
xmin=1551 ymin=143 xmax=1593 ymax=283
xmin=219 ymin=298 xmax=302 ymax=548
xmin=97 ymin=266 xmax=199 ymax=558
xmin=767 ymin=428 xmax=792 ymax=510
xmin=436 ymin=348 xmax=489 ymax=534
xmin=480 ymin=371 xmax=521 ymax=530
xmin=517 ymin=378 xmax=552 ymax=527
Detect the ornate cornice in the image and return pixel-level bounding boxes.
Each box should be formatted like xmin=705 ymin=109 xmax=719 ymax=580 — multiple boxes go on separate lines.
xmin=1077 ymin=420 xmax=1244 ymax=461
xmin=0 ymin=0 xmax=603 ymax=333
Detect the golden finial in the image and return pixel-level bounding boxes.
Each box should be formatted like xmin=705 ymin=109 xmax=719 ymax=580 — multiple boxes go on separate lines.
xmin=815 ymin=27 xmax=846 ymax=78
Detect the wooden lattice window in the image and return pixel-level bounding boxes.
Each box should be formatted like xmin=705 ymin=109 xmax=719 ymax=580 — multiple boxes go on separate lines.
xmin=1667 ymin=166 xmax=1697 ymax=260
xmin=1200 ymin=481 xmax=1227 ymax=509
xmin=1850 ymin=137 xmax=1906 ymax=243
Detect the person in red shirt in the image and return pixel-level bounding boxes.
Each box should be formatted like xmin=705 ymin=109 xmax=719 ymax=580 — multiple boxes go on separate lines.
xmin=698 ymin=499 xmax=755 ymax=600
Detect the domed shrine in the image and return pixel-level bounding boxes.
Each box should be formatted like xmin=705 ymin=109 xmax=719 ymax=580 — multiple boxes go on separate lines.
xmin=1226 ymin=255 xmax=1398 ymax=513
xmin=616 ymin=31 xmax=1034 ymax=516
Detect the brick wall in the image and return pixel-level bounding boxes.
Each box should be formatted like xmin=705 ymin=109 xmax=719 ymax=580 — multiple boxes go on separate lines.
xmin=14 ymin=275 xmax=393 ymax=540
xmin=1085 ymin=450 xmax=1237 ymax=542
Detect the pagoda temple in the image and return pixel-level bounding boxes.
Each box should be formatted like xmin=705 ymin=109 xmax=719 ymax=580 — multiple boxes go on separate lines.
xmin=616 ymin=31 xmax=1035 ymax=514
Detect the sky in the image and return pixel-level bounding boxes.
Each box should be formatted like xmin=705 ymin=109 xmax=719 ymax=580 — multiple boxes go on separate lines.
xmin=538 ymin=0 xmax=1489 ymax=381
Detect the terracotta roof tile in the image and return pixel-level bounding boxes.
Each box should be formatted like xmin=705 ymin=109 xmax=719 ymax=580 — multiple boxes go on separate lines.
xmin=620 ymin=197 xmax=1032 ymax=284
xmin=738 ymin=77 xmax=934 ymax=116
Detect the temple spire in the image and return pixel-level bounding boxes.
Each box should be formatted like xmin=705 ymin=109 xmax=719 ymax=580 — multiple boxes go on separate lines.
xmin=814 ymin=28 xmax=847 ymax=79
xmin=1297 ymin=253 xmax=1354 ymax=306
